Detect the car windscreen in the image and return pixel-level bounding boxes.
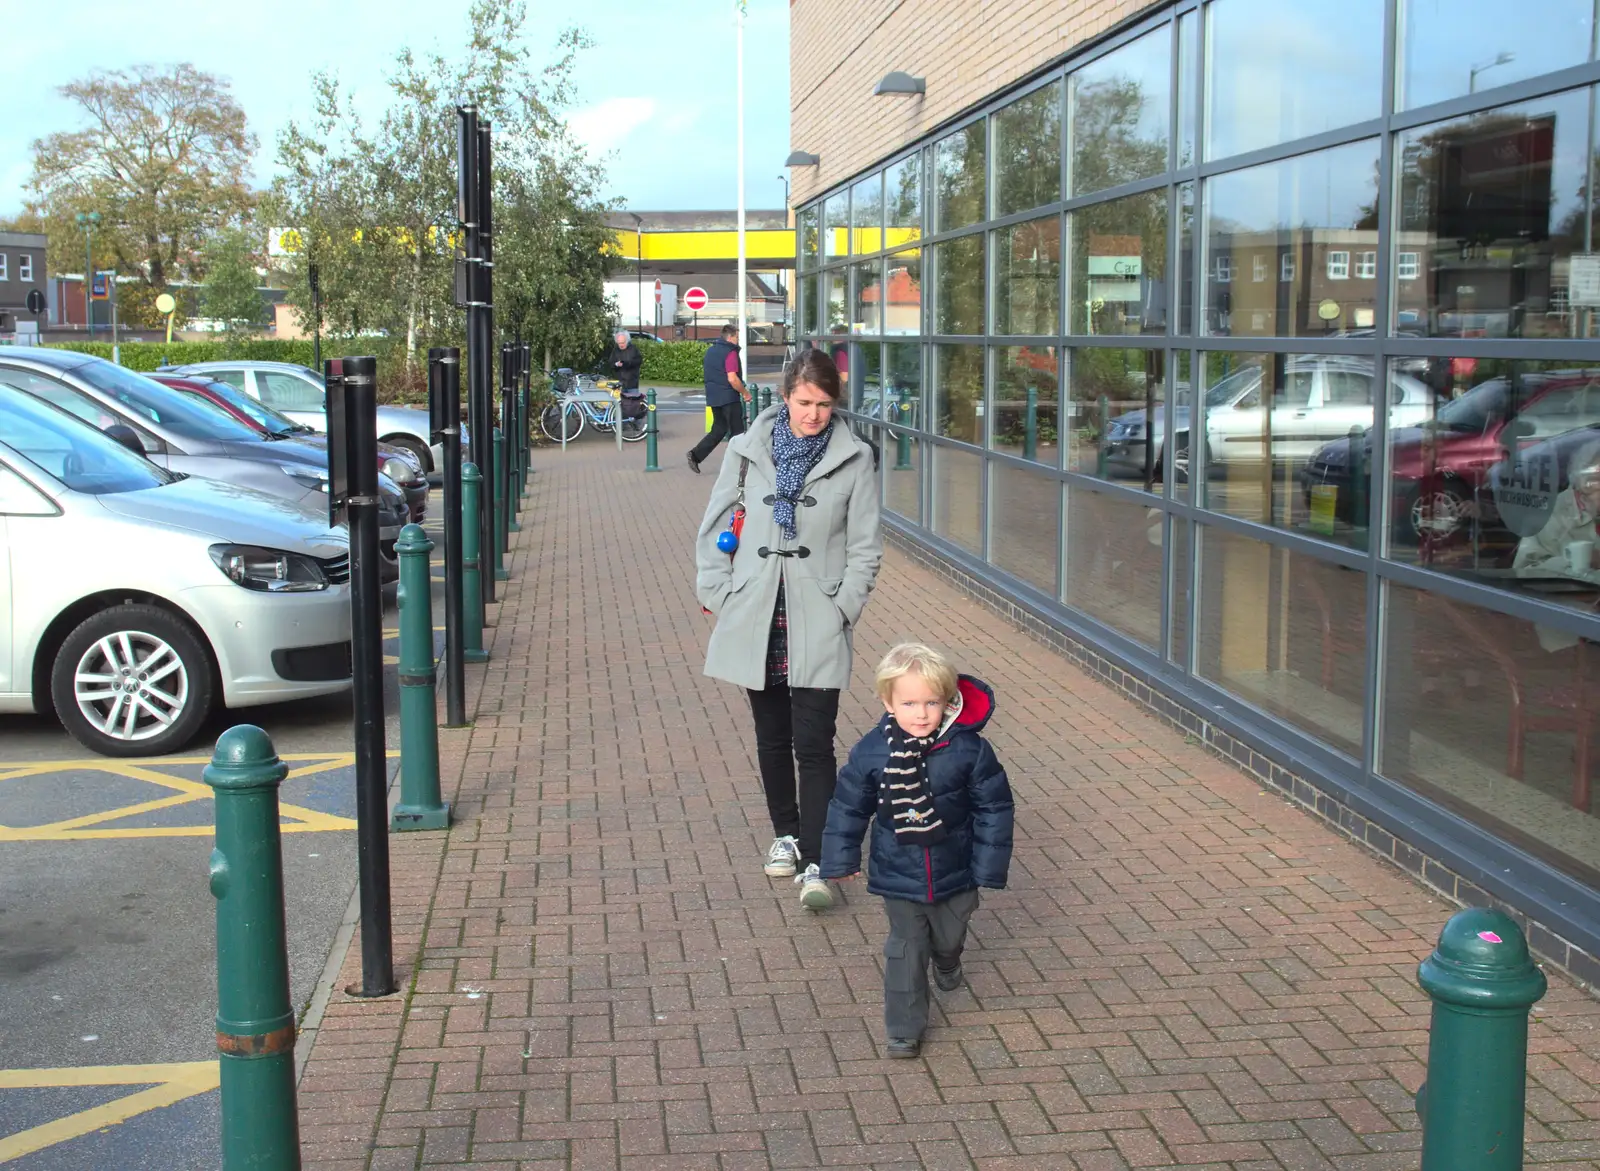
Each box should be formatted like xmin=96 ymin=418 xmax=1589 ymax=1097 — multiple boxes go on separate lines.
xmin=0 ymin=388 xmax=172 ymax=494
xmin=74 ymin=360 xmax=264 ymax=443
xmin=1435 ymin=380 xmax=1510 ymax=433
xmin=202 ymin=379 xmax=303 ymax=434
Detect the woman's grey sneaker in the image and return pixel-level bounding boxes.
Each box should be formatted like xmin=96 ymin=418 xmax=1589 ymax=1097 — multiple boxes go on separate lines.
xmin=796 ymin=863 xmax=833 ymax=909
xmin=934 ymin=961 xmax=963 ymax=992
xmin=886 ymin=1037 xmax=921 ymax=1059
xmin=764 ymin=835 xmax=801 ymax=877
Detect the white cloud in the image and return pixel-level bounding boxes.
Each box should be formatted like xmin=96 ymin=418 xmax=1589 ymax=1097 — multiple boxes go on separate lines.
xmin=567 ymin=96 xmax=660 ymax=157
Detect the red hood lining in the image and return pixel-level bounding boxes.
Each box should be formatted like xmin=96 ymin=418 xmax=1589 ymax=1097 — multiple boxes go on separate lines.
xmin=953 ymin=677 xmax=991 ymax=727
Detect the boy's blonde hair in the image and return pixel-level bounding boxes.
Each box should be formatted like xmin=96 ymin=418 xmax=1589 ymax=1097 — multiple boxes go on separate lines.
xmin=874 ymin=643 xmax=958 ymax=705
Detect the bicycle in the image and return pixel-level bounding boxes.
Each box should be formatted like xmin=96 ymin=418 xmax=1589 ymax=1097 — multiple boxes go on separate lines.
xmin=539 ymin=377 xmax=648 ymax=443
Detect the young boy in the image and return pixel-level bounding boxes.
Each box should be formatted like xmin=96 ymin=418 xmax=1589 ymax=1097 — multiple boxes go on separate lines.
xmin=820 ymin=643 xmax=1014 ymax=1058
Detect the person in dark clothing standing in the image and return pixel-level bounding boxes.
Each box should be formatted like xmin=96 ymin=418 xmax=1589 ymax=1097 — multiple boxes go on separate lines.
xmin=687 ymin=323 xmax=751 ymax=473
xmin=604 ymin=330 xmax=643 ymax=391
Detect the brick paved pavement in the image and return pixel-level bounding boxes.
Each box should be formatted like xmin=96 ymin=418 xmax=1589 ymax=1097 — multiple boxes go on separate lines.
xmin=298 ymin=414 xmax=1600 ymax=1170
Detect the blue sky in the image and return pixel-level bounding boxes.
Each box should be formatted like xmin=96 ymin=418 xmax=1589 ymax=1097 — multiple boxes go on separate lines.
xmin=0 ymin=0 xmax=791 ymax=219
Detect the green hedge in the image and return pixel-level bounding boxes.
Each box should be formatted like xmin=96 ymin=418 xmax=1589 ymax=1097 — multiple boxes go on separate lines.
xmin=637 ymin=340 xmax=707 ymax=384
xmin=48 ymin=339 xmax=370 ymax=374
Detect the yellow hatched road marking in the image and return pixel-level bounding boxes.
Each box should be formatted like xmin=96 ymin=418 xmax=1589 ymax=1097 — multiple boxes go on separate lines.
xmin=0 ymin=1061 xmax=219 ymax=1163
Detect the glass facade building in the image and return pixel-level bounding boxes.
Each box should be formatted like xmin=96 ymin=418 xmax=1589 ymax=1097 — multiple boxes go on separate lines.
xmin=796 ymin=0 xmax=1600 ymax=959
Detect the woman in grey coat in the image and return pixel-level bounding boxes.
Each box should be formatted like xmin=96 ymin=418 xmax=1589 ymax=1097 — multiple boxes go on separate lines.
xmin=696 ymin=349 xmax=883 ymax=908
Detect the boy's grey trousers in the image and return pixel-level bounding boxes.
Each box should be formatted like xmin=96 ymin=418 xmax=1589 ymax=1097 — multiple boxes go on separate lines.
xmin=880 ymin=889 xmax=980 ymax=1039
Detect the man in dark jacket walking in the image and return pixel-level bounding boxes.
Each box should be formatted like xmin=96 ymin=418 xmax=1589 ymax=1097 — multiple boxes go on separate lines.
xmin=687 ymin=323 xmax=751 ymax=473
xmin=604 ymin=330 xmax=643 ymax=391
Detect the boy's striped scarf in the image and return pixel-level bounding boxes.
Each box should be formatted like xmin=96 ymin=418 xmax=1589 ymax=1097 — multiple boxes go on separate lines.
xmin=879 ymin=721 xmax=948 ymax=845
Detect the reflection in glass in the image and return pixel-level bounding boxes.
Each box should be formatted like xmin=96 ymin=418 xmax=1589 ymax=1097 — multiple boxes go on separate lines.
xmin=886 ymin=435 xmax=922 ymax=523
xmin=990 ymin=462 xmax=1061 ymax=593
xmin=1381 ymin=582 xmax=1600 ymax=889
xmin=1196 ymin=526 xmax=1365 ymax=757
xmin=1070 ymin=190 xmax=1168 ymax=335
xmin=1071 ymin=25 xmax=1171 ymax=195
xmin=1177 ymin=10 xmax=1198 ymax=169
xmin=824 ymin=192 xmax=849 ymax=258
xmin=1169 ymin=515 xmax=1190 ymax=667
xmin=851 ymin=260 xmax=883 ymax=335
xmin=1177 ymin=183 xmax=1194 ymax=335
xmin=1066 ymin=485 xmax=1163 ymax=647
xmin=1376 ymin=357 xmax=1600 ymax=573
xmin=994 ymin=346 xmax=1059 ymax=466
xmin=797 ymin=274 xmax=818 ymax=337
xmin=850 ymin=341 xmax=883 ymax=413
xmin=1071 ymin=348 xmax=1164 ymax=492
xmin=934 ymin=235 xmax=985 ymax=335
xmin=824 ymin=269 xmax=848 ymax=334
xmin=994 ymin=217 xmax=1061 ymax=336
xmin=852 ymin=173 xmax=884 ymax=255
xmin=994 ymin=81 xmax=1062 ymax=217
xmin=932 ymin=444 xmax=984 ymax=555
xmin=1204 ymin=139 xmax=1382 ymax=338
xmin=1399 ymin=0 xmax=1596 ymax=110
xmin=798 ymin=205 xmax=820 ymax=270
xmin=885 ymin=341 xmax=923 ymax=435
xmin=1206 ymin=0 xmax=1383 ymax=161
xmin=1396 ymin=89 xmax=1597 ymax=340
xmin=884 ymin=251 xmax=923 ymax=336
xmin=886 ymin=154 xmax=923 ymax=246
xmin=935 ymin=122 xmax=986 ymax=232
xmin=933 ymin=344 xmax=985 ymax=445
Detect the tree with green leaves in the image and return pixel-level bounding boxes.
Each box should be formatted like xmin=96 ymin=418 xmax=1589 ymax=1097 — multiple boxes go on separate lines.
xmin=198 ymin=226 xmax=266 ymax=336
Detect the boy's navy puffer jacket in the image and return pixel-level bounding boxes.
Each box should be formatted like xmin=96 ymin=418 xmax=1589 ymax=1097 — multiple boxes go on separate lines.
xmin=820 ymin=675 xmax=1013 ymax=902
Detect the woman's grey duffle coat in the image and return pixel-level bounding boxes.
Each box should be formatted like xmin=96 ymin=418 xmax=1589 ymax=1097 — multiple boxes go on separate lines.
xmin=696 ymin=407 xmax=883 ymax=691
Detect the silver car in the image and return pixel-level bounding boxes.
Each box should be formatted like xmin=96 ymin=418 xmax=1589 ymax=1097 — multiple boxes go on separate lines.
xmin=0 ymin=386 xmax=353 ymax=757
xmin=171 ymin=359 xmax=456 ymax=475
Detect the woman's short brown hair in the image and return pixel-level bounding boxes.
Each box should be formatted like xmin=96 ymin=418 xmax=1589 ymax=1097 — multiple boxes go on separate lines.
xmin=782 ymin=347 xmax=843 ymax=403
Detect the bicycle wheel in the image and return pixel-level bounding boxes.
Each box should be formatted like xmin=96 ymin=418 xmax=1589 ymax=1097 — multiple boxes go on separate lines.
xmin=620 ymin=411 xmax=648 ymax=443
xmin=540 ymin=401 xmax=583 ymax=442
xmin=592 ymin=404 xmax=616 ymax=433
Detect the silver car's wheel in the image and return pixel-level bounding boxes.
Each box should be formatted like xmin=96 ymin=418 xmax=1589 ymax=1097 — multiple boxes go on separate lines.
xmin=50 ymin=605 xmax=214 ymax=757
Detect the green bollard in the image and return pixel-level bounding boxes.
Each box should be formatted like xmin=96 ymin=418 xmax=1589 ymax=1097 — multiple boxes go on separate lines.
xmin=461 ymin=463 xmax=488 ymax=663
xmin=644 ymin=390 xmax=661 ymax=472
xmin=894 ymin=388 xmax=913 ymax=471
xmin=391 ymin=525 xmax=451 ymax=831
xmin=1023 ymin=386 xmax=1038 ymax=462
xmin=492 ymin=428 xmax=510 ymax=581
xmin=1348 ymin=423 xmax=1370 ymax=552
xmin=204 ymin=726 xmax=300 ymax=1170
xmin=764 ymin=385 xmax=774 ymax=412
xmin=1416 ymin=907 xmax=1548 ymax=1171
xmin=1096 ymin=394 xmax=1110 ymax=478
xmin=519 ymin=387 xmax=531 ymax=498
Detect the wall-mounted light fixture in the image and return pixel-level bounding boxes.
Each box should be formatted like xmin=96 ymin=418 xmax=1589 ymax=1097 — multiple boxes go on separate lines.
xmin=784 ymin=150 xmax=820 ymax=166
xmin=874 ymin=71 xmax=925 ymax=96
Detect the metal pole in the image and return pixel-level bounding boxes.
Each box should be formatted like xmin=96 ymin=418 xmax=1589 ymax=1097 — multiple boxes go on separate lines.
xmin=458 ymin=107 xmax=494 ymax=612
xmin=477 ymin=121 xmax=497 ymax=606
xmin=392 ymin=524 xmax=450 ymax=832
xmin=110 ymin=272 xmax=119 ymax=365
xmin=895 ymin=387 xmax=913 ymax=471
xmin=520 ymin=341 xmax=532 ymax=496
xmin=204 ymin=726 xmax=300 ymax=1170
xmin=432 ymin=348 xmax=467 ymax=727
xmin=735 ymin=0 xmax=748 ymax=386
xmin=339 ymin=354 xmax=395 ymax=998
xmin=493 ymin=427 xmax=509 ymax=582
xmin=644 ymin=389 xmax=661 ymax=472
xmin=461 ymin=463 xmax=488 ymax=663
xmin=1024 ymin=386 xmax=1038 ymax=462
xmin=310 ymin=264 xmax=322 ymax=372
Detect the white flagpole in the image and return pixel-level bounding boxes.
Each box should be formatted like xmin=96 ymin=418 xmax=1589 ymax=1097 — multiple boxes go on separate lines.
xmin=736 ymin=0 xmax=748 ymax=385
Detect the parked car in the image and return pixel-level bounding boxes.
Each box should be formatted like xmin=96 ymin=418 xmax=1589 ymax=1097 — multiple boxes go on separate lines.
xmin=0 ymin=386 xmax=354 ymax=756
xmin=1302 ymin=367 xmax=1600 ymax=542
xmin=151 ymin=373 xmax=429 ymax=524
xmin=0 ymin=349 xmax=408 ymax=579
xmin=168 ymin=360 xmax=452 ymax=475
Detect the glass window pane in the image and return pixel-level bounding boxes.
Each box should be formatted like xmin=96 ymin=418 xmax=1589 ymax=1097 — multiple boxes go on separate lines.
xmin=1177 ymin=182 xmax=1195 ymax=335
xmin=824 ymin=269 xmax=847 ymax=335
xmin=1177 ymin=10 xmax=1198 ymax=170
xmin=1201 ymin=352 xmax=1417 ymax=551
xmin=994 ymin=81 xmax=1062 ymax=217
xmin=1070 ymin=190 xmax=1169 ymax=335
xmin=994 ymin=217 xmax=1061 ymax=336
xmin=852 ymin=260 xmax=884 ymax=336
xmin=1070 ymin=347 xmax=1165 ymax=493
xmin=994 ymin=346 xmax=1059 ymax=466
xmin=1205 ymin=0 xmax=1384 ymax=161
xmin=798 ymin=205 xmax=820 ymax=270
xmin=990 ymin=461 xmax=1061 ymax=593
xmin=1169 ymin=515 xmax=1191 ymax=667
xmin=1066 ymin=485 xmax=1163 ymax=647
xmin=934 ymin=235 xmax=985 ymax=335
xmin=885 ymin=341 xmax=923 ymax=432
xmin=824 ymin=192 xmax=849 ymax=258
xmin=850 ymin=341 xmax=883 ymax=413
xmin=1071 ymin=26 xmax=1172 ymax=196
xmin=798 ymin=274 xmax=818 ymax=336
xmin=1395 ymin=88 xmax=1597 ymax=340
xmin=1399 ymin=0 xmax=1596 ymax=110
xmin=885 ymin=250 xmax=923 ymax=336
xmin=886 ymin=154 xmax=923 ymax=247
xmin=852 ymin=174 xmax=884 ymax=255
xmin=932 ymin=444 xmax=984 ymax=555
xmin=1196 ymin=526 xmax=1365 ymax=758
xmin=886 ymin=434 xmax=922 ymax=523
xmin=1381 ymin=583 xmax=1600 ymax=888
xmin=933 ymin=343 xmax=985 ymax=445
xmin=1204 ymin=139 xmax=1381 ymax=338
xmin=934 ymin=122 xmax=986 ymax=233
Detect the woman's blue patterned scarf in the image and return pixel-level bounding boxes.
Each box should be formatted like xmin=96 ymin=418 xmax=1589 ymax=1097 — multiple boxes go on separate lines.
xmin=770 ymin=405 xmax=833 ymax=539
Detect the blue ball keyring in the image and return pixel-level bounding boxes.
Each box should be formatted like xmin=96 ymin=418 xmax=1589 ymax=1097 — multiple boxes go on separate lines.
xmin=716 ymin=528 xmax=740 ymax=554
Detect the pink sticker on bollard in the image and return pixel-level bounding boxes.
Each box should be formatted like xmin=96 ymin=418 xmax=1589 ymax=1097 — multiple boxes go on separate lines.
xmin=1478 ymin=931 xmax=1504 ymax=943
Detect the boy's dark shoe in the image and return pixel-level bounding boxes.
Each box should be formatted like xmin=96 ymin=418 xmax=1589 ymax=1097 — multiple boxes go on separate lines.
xmin=686 ymin=452 xmax=701 ymax=474
xmin=886 ymin=1037 xmax=921 ymax=1059
xmin=934 ymin=961 xmax=963 ymax=992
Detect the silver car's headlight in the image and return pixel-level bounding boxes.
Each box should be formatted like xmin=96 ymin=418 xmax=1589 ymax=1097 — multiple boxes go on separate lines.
xmin=278 ymin=463 xmax=330 ymax=493
xmin=382 ymin=456 xmax=418 ymax=485
xmin=209 ymin=544 xmax=329 ymax=592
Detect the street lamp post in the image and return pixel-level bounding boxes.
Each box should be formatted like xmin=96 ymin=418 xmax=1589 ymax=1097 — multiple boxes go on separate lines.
xmin=74 ymin=211 xmax=100 ymax=334
xmin=776 ymin=174 xmax=790 ymax=344
xmin=1469 ymin=51 xmax=1515 ymax=93
xmin=736 ymin=0 xmax=748 ymax=385
xmin=631 ymin=212 xmax=644 ymax=332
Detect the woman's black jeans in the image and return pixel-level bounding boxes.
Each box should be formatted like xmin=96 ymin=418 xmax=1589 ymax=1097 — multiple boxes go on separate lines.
xmin=747 ymin=684 xmax=840 ymax=867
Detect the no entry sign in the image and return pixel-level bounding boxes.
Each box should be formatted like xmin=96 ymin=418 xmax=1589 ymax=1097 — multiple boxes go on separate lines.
xmin=683 ymin=287 xmax=709 ymax=312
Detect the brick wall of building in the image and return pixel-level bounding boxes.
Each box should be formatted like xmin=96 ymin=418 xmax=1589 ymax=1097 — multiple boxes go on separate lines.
xmin=790 ymin=0 xmax=1160 ymax=206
